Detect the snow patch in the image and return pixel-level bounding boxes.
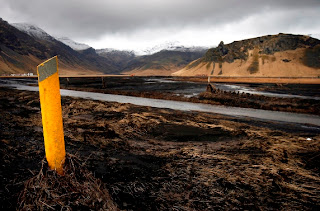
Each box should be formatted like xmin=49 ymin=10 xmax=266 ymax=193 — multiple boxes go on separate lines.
xmin=56 ymin=37 xmax=91 ymax=51
xmin=11 ymin=23 xmax=54 ymax=41
xmin=133 ymin=41 xmax=208 ymax=55
xmin=96 ymin=48 xmax=135 ymax=57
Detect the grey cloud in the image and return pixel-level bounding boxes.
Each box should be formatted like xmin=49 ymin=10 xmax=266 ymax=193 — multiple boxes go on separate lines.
xmin=0 ymin=0 xmax=319 ymax=40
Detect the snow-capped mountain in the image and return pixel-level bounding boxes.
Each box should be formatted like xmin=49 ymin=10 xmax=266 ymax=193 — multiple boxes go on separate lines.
xmin=11 ymin=23 xmax=54 ymax=41
xmin=310 ymin=33 xmax=320 ymax=40
xmin=6 ymin=20 xmax=207 ymax=75
xmin=96 ymin=48 xmax=136 ymax=70
xmin=96 ymin=48 xmax=135 ymax=57
xmin=134 ymin=41 xmax=208 ymax=55
xmin=11 ymin=22 xmax=91 ymax=51
xmin=56 ymin=37 xmax=91 ymax=51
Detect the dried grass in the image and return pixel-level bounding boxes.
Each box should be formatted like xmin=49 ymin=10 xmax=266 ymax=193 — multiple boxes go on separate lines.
xmin=18 ymin=154 xmax=117 ymax=211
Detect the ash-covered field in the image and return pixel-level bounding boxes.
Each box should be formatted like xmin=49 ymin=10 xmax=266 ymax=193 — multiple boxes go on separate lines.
xmin=1 ymin=86 xmax=319 ymax=210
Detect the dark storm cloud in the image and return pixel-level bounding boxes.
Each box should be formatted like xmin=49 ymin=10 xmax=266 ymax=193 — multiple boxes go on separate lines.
xmin=0 ymin=0 xmax=319 ymax=40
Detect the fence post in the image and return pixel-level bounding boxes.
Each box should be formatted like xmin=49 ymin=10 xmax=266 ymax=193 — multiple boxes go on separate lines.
xmin=37 ymin=56 xmax=65 ymax=175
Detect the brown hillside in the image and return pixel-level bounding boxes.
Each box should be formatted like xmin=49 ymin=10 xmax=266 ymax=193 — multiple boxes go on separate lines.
xmin=173 ymin=34 xmax=320 ymax=77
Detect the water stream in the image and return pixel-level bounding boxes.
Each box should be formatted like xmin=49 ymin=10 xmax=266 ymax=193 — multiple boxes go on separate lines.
xmin=1 ymin=82 xmax=320 ymax=127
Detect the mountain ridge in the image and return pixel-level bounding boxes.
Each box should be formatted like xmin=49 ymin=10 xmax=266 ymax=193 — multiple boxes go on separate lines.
xmin=1 ymin=20 xmax=208 ymax=76
xmin=3 ymin=19 xmax=317 ymax=77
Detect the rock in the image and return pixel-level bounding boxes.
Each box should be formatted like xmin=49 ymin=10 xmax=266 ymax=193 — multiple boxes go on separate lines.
xmin=206 ymin=84 xmax=216 ymax=93
xmin=218 ymin=41 xmax=228 ymax=55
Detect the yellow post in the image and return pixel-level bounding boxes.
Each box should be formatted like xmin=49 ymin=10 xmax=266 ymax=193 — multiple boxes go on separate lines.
xmin=37 ymin=56 xmax=65 ymax=175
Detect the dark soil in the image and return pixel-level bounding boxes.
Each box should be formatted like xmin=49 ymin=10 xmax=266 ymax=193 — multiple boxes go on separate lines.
xmin=1 ymin=87 xmax=320 ymax=210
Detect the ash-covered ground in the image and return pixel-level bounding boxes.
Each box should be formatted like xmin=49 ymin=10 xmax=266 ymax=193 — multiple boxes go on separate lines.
xmin=1 ymin=87 xmax=319 ymax=210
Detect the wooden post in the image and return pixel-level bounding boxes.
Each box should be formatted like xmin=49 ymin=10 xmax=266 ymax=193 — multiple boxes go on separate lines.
xmin=37 ymin=56 xmax=65 ymax=175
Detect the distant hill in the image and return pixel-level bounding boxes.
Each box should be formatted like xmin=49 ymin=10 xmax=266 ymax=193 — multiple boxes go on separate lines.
xmin=97 ymin=44 xmax=207 ymax=76
xmin=96 ymin=48 xmax=136 ymax=70
xmin=133 ymin=41 xmax=207 ymax=56
xmin=122 ymin=49 xmax=207 ymax=76
xmin=0 ymin=19 xmax=120 ymax=75
xmin=173 ymin=33 xmax=320 ymax=77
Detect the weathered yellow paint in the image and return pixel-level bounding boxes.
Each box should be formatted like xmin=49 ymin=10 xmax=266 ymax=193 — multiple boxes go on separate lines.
xmin=37 ymin=56 xmax=65 ymax=175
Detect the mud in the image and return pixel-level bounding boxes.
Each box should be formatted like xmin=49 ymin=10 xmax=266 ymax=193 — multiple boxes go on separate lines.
xmin=1 ymin=87 xmax=320 ymax=210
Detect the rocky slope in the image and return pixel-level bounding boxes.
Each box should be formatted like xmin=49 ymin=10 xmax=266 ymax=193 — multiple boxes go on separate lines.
xmin=0 ymin=19 xmax=119 ymax=75
xmin=173 ymin=33 xmax=320 ymax=77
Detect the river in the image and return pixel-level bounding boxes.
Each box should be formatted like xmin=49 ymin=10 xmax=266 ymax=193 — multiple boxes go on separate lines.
xmin=1 ymin=81 xmax=320 ymax=127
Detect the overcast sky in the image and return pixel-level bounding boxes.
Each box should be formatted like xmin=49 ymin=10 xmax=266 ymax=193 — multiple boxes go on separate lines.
xmin=1 ymin=0 xmax=320 ymax=51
